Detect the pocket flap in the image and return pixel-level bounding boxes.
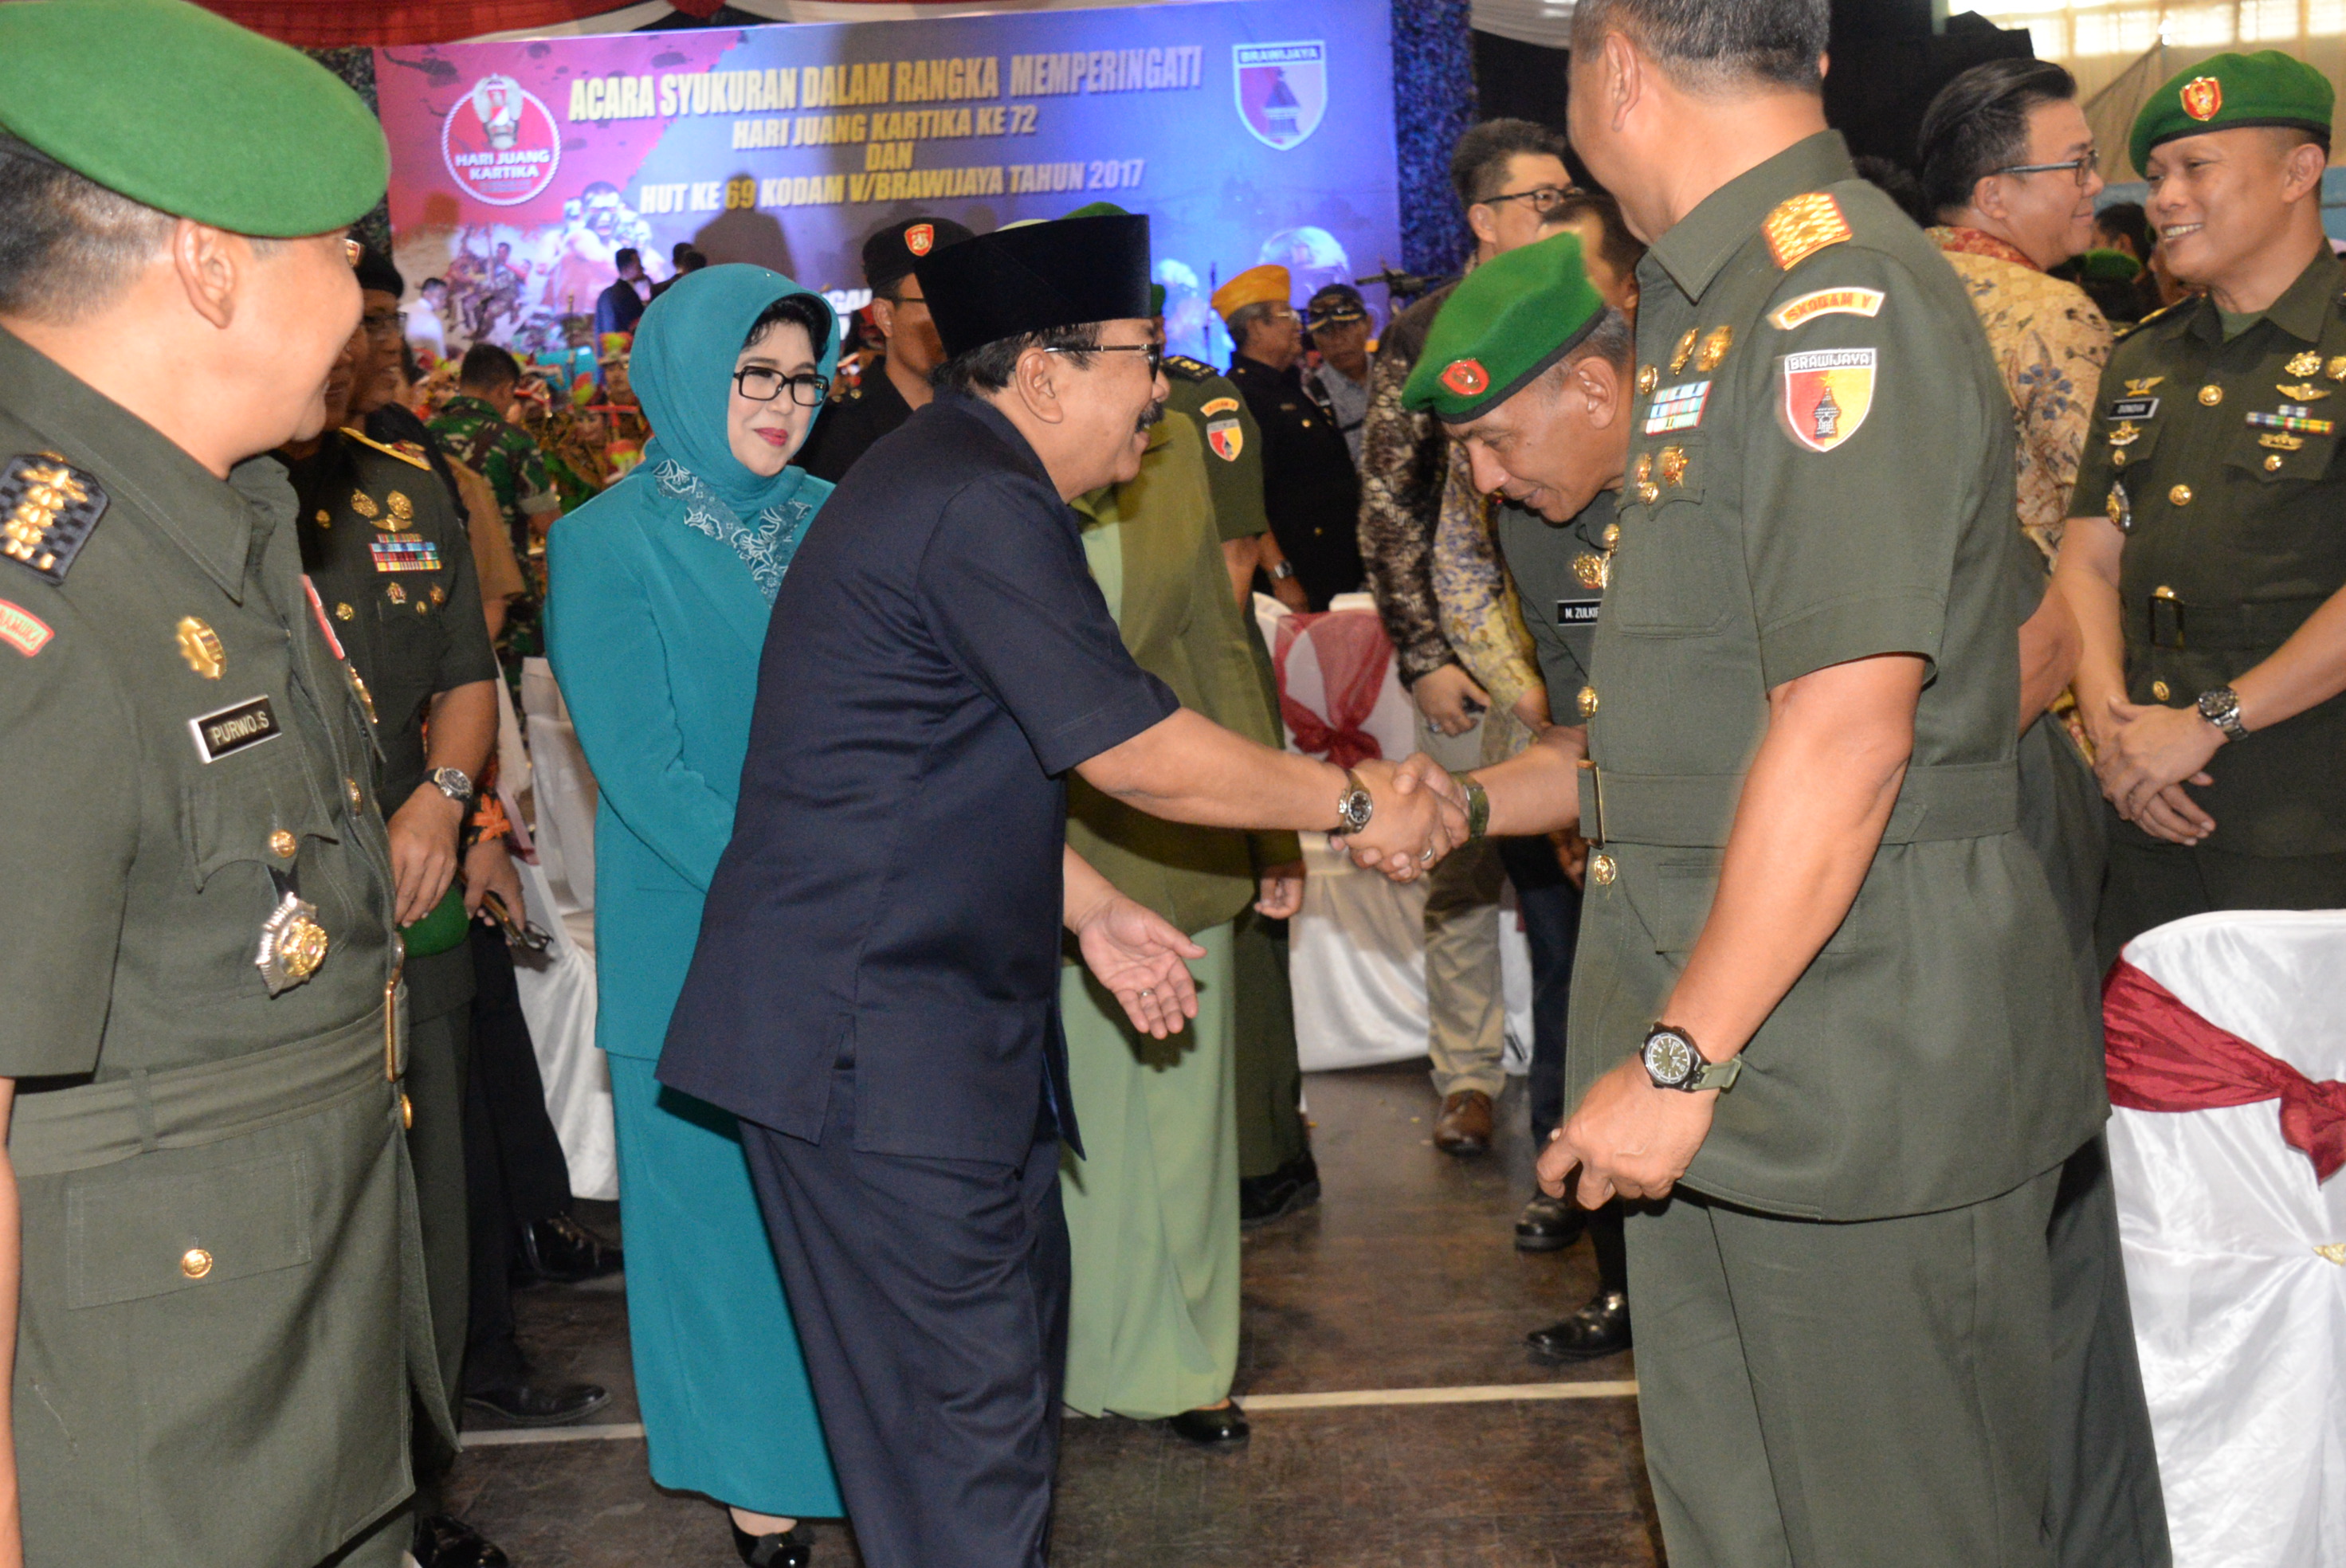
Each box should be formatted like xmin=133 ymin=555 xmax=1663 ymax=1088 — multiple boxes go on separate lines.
xmin=67 ymin=1151 xmax=313 ymax=1308
xmin=180 ymin=745 xmax=339 ymax=892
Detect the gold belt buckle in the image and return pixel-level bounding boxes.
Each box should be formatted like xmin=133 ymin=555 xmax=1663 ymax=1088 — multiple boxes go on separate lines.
xmin=382 ymin=933 xmax=406 ymax=1083
xmin=1579 ymin=759 xmax=1606 ymax=846
xmin=2149 ymin=586 xmax=2187 ymax=649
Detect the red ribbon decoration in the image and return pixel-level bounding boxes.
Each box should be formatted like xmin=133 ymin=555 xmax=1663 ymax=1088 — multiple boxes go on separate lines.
xmin=2104 ymin=958 xmax=2346 ymax=1182
xmin=1271 ymin=610 xmax=1391 ymax=772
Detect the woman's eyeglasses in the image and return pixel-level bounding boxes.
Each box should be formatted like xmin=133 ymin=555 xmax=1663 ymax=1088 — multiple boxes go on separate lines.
xmin=1042 ymin=343 xmax=1165 ymax=377
xmin=734 ymin=367 xmax=831 ymax=406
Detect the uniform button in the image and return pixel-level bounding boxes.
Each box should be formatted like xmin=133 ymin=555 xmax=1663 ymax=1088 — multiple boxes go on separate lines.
xmin=2151 ymin=680 xmax=2171 ymax=701
xmin=180 ymin=1248 xmax=214 ymax=1280
xmin=2266 ymin=453 xmax=2284 ymax=472
xmin=2198 ymin=384 xmax=2222 ymax=406
xmin=402 ymin=1092 xmax=414 ymax=1130
xmin=1602 ymin=523 xmax=1621 ymax=548
xmin=269 ymin=829 xmax=297 ymax=859
xmin=2111 ymin=449 xmax=2128 ymax=468
xmin=1577 ymin=686 xmax=1600 ymax=718
xmin=2169 ymin=484 xmax=2193 ymax=506
xmin=335 ymin=602 xmax=354 ymax=621
xmin=1591 ymin=853 xmax=1617 ymax=886
xmin=1637 ymin=482 xmax=1661 ymax=505
xmin=345 ymin=778 xmax=363 ymax=810
xmin=2154 ymin=584 xmax=2175 ymax=599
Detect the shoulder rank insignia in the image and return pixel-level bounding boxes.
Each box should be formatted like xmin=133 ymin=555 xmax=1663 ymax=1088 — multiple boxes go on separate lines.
xmin=339 ymin=426 xmax=434 ymax=472
xmin=1163 ymin=354 xmax=1213 ymax=383
xmin=1 ymin=453 xmax=108 ymax=585
xmin=1763 ymin=193 xmax=1852 ymax=271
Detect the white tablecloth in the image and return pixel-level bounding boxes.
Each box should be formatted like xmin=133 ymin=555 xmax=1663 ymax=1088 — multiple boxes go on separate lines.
xmin=2109 ymin=910 xmax=2346 ymax=1568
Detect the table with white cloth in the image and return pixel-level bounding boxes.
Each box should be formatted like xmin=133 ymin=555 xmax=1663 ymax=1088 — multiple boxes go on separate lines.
xmin=1252 ymin=593 xmax=1532 ymax=1073
xmin=2105 ymin=909 xmax=2346 ymax=1567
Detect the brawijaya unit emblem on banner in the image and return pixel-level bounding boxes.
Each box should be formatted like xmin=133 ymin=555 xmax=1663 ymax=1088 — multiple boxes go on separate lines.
xmin=1234 ymin=41 xmax=1327 ymax=150
xmin=442 ymin=73 xmax=563 ymax=207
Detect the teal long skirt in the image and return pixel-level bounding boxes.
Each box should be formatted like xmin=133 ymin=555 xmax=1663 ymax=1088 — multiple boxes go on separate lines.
xmin=608 ymin=1054 xmax=842 ymax=1516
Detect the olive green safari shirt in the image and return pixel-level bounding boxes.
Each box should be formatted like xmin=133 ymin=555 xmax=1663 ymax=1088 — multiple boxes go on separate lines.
xmin=2068 ymin=247 xmax=2346 ymax=859
xmin=1573 ymin=133 xmax=2104 ymax=1221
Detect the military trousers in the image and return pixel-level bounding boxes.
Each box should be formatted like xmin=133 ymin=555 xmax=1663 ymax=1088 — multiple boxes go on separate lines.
xmin=1417 ymin=717 xmax=1508 ymax=1100
xmin=2095 ymin=831 xmax=2346 ymax=970
xmin=403 ymin=971 xmax=474 ymax=1501
xmin=1629 ymin=1166 xmax=2064 ymax=1568
xmin=1230 ymin=907 xmax=1307 ymax=1180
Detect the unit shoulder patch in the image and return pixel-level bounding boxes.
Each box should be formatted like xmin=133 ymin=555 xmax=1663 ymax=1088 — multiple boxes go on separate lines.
xmin=339 ymin=426 xmax=435 ymax=472
xmin=1163 ymin=355 xmax=1214 ymax=382
xmin=1763 ymin=193 xmax=1853 ymax=271
xmin=1767 ymin=287 xmax=1885 ymax=331
xmin=0 ymin=452 xmax=108 ymax=585
xmin=1779 ymin=349 xmax=1877 ymax=453
xmin=0 ymin=598 xmax=53 ymax=657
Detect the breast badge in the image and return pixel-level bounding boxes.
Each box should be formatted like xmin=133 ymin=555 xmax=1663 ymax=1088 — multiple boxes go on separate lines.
xmin=386 ymin=491 xmax=414 ymax=526
xmin=350 ymin=491 xmax=380 ymax=520
xmin=1658 ymin=446 xmax=1690 ymax=486
xmin=2122 ymin=377 xmax=2164 ymax=397
xmin=255 ymin=888 xmax=329 ymax=994
xmin=175 ymin=616 xmax=226 ymax=679
xmin=2276 ymin=382 xmax=2329 ymax=401
xmin=1573 ymin=552 xmax=1610 ymax=590
xmin=2286 ymin=351 xmax=2322 ymax=378
xmin=2328 ymin=357 xmax=2346 ymax=382
xmin=1 ymin=453 xmax=108 ymax=584
xmin=385 ymin=581 xmax=407 ymax=604
xmin=1694 ymin=328 xmax=1732 ymax=374
xmin=1779 ymin=350 xmax=1876 ymax=453
xmin=1636 ymin=365 xmax=1660 ymax=396
xmin=2106 ymin=480 xmax=2132 ymax=532
xmin=1669 ymin=330 xmax=1697 ymax=374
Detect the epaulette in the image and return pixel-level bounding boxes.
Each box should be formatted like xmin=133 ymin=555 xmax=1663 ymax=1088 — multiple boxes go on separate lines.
xmin=1763 ymin=192 xmax=1854 ymax=271
xmin=339 ymin=426 xmax=434 ymax=472
xmin=0 ymin=451 xmax=108 ymax=585
xmin=2113 ymin=296 xmax=2190 ymax=343
xmin=1163 ymin=354 xmax=1214 ymax=382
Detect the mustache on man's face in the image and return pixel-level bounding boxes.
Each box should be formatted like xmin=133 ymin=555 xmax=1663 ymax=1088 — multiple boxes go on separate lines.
xmin=1136 ymin=398 xmax=1167 ymax=434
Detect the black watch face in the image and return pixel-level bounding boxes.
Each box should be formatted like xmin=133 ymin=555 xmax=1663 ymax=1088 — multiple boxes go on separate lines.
xmin=1644 ymin=1033 xmax=1694 ymax=1086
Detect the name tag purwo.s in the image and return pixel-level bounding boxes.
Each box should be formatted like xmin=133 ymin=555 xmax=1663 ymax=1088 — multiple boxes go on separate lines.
xmin=189 ymin=695 xmax=279 ymax=763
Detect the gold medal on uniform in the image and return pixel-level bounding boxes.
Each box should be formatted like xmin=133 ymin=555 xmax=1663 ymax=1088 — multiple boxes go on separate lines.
xmin=2108 ymin=421 xmax=2141 ymax=447
xmin=350 ymin=490 xmax=379 ymax=520
xmin=2122 ymin=377 xmax=2164 ymax=397
xmin=174 ymin=615 xmax=224 ymax=679
xmin=2105 ymin=480 xmax=2132 ymax=533
xmin=1636 ymin=365 xmax=1659 ymax=396
xmin=1669 ymin=329 xmax=1697 ymax=374
xmin=1574 ymin=552 xmax=1610 ymax=590
xmin=1633 ymin=452 xmax=1653 ymax=487
xmin=386 ymin=491 xmax=414 ymax=525
xmin=2286 ymin=351 xmax=2321 ymax=378
xmin=385 ymin=580 xmax=406 ymax=604
xmin=2277 ymin=382 xmax=2329 ymax=401
xmin=255 ymin=888 xmax=329 ymax=994
xmin=1694 ymin=327 xmax=1732 ymax=373
xmin=1658 ymin=445 xmax=1690 ymax=487
xmin=2328 ymin=356 xmax=2346 ymax=382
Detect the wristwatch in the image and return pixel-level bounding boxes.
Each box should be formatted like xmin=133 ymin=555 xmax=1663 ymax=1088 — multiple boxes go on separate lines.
xmin=1334 ymin=767 xmax=1373 ymax=835
xmin=1268 ymin=559 xmax=1297 ymax=582
xmin=1640 ymin=1024 xmax=1742 ymax=1094
xmin=1448 ymin=770 xmax=1490 ymax=839
xmin=427 ymin=766 xmax=475 ymax=805
xmin=2195 ymin=685 xmax=2248 ymax=740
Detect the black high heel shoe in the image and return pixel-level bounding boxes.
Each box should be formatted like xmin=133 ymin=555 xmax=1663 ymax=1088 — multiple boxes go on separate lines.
xmin=732 ymin=1519 xmax=812 ymax=1567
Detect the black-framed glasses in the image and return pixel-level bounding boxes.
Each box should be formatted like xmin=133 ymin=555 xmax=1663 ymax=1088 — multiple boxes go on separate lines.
xmin=1043 ymin=343 xmax=1164 ymax=378
xmin=360 ymin=310 xmax=403 ymax=339
xmin=1481 ymin=183 xmax=1575 ymax=214
xmin=1992 ymin=151 xmax=2098 ymax=187
xmin=733 ymin=367 xmax=830 ymax=406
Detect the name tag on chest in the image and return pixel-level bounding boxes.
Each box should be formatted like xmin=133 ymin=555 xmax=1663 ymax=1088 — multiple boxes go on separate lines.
xmin=189 ymin=695 xmax=279 ymax=762
xmin=1556 ymin=598 xmax=1602 ymax=626
xmin=370 ymin=535 xmax=441 ymax=573
xmin=2106 ymin=395 xmax=2159 ymax=422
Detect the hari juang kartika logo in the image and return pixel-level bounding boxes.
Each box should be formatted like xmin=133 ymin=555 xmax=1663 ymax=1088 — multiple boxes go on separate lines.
xmin=441 ymin=74 xmax=563 ymax=206
xmin=1234 ymin=41 xmax=1327 ymax=150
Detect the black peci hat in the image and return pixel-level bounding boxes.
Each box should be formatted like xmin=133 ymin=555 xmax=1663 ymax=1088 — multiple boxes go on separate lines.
xmin=914 ymin=214 xmax=1153 ymax=361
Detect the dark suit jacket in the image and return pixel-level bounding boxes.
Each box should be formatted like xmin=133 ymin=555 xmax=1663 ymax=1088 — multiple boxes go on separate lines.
xmin=658 ymin=394 xmax=1178 ymax=1164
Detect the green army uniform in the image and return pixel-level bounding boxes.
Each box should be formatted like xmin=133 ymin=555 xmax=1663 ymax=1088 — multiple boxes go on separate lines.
xmin=1162 ymin=352 xmax=1308 ymax=1184
xmin=1493 ymin=492 xmax=1614 ymax=717
xmin=288 ymin=428 xmax=501 ymax=1433
xmin=1059 ymin=410 xmax=1299 ymax=1414
xmin=2072 ymin=58 xmax=2346 ymax=963
xmin=429 ymin=394 xmax=559 ymax=668
xmin=1581 ymin=135 xmax=2105 ymax=1563
xmin=0 ymin=2 xmax=445 ymax=1562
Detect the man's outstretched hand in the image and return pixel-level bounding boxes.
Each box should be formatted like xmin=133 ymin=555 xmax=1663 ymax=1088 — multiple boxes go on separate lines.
xmin=1073 ymin=893 xmax=1206 ymax=1040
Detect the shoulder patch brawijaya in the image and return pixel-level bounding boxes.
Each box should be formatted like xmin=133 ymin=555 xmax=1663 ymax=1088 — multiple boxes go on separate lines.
xmin=1163 ymin=355 xmax=1214 ymax=382
xmin=1764 ymin=193 xmax=1853 ymax=271
xmin=339 ymin=426 xmax=434 ymax=472
xmin=0 ymin=452 xmax=108 ymax=585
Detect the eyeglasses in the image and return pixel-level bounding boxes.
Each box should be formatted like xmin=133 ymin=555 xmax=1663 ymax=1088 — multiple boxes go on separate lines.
xmin=1481 ymin=184 xmax=1575 ymax=214
xmin=733 ymin=367 xmax=831 ymax=406
xmin=1992 ymin=151 xmax=2099 ymax=187
xmin=360 ymin=311 xmax=403 ymax=340
xmin=1043 ymin=342 xmax=1165 ymax=378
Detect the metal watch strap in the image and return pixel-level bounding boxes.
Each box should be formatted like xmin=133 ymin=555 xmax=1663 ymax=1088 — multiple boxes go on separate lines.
xmin=1337 ymin=767 xmax=1371 ymax=835
xmin=1448 ymin=770 xmax=1490 ymax=839
xmin=1268 ymin=559 xmax=1297 ymax=582
xmin=2196 ymin=685 xmax=2247 ymax=739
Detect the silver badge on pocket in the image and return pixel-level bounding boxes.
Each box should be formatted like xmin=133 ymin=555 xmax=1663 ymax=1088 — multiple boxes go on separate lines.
xmin=256 ymin=888 xmax=330 ymax=994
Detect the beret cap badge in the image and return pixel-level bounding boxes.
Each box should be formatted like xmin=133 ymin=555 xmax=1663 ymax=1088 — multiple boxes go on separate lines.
xmin=1440 ymin=360 xmax=1491 ymax=397
xmin=2182 ymin=76 xmax=2223 ymax=120
xmin=906 ymin=222 xmax=936 ymax=257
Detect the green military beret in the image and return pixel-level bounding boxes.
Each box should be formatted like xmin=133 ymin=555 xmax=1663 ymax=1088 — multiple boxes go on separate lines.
xmin=2129 ymin=49 xmax=2334 ymax=174
xmin=1402 ymin=231 xmax=1606 ymax=422
xmin=0 ymin=0 xmax=388 ymax=236
xmin=2077 ymin=246 xmax=2143 ymax=283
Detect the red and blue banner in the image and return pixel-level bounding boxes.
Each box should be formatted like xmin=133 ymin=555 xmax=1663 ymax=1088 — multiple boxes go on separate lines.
xmin=373 ymin=0 xmax=1400 ymax=365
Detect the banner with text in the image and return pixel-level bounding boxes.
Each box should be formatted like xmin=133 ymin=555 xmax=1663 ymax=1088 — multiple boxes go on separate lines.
xmin=374 ymin=0 xmax=1399 ymax=365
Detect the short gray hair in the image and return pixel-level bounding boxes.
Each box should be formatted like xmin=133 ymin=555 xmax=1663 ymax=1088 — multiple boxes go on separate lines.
xmin=0 ymin=137 xmax=175 ymax=322
xmin=1226 ymin=300 xmax=1285 ymax=350
xmin=1571 ymin=0 xmax=1829 ymax=93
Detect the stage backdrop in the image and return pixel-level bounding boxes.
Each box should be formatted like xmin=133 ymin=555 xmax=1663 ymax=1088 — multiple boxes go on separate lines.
xmin=374 ymin=0 xmax=1400 ymax=364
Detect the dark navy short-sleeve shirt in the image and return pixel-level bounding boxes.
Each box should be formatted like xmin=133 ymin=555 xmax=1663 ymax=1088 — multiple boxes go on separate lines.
xmin=658 ymin=394 xmax=1179 ymax=1164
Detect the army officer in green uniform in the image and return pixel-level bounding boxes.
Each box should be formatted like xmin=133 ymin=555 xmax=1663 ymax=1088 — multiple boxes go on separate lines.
xmin=2054 ymin=50 xmax=2346 ymax=965
xmin=280 ymin=328 xmax=500 ymax=1563
xmin=1367 ymin=4 xmax=2109 ymax=1560
xmin=0 ymin=0 xmax=445 ymax=1562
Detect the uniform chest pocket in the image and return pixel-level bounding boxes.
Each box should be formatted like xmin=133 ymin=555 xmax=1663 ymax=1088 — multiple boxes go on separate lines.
xmin=2097 ymin=410 xmax=2165 ymax=480
xmin=67 ymin=1151 xmax=313 ymax=1308
xmin=2223 ymin=417 xmax=2339 ymax=485
xmin=181 ymin=742 xmax=339 ymax=893
xmin=1605 ymin=492 xmax=1736 ymax=638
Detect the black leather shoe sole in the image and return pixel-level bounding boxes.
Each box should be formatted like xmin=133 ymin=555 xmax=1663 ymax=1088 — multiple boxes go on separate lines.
xmin=415 ymin=1514 xmax=510 ymax=1568
xmin=732 ymin=1521 xmax=811 ymax=1567
xmin=1239 ymin=1154 xmax=1322 ymax=1226
xmin=464 ymin=1381 xmax=614 ymax=1427
xmin=1163 ymin=1404 xmax=1250 ymax=1449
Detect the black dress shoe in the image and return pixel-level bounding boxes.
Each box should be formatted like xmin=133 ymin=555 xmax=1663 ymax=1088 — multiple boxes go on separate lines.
xmin=731 ymin=1520 xmax=812 ymax=1567
xmin=1513 ymin=1192 xmax=1586 ymax=1252
xmin=1238 ymin=1150 xmax=1321 ymax=1226
xmin=464 ymin=1378 xmax=613 ymax=1427
xmin=414 ymin=1513 xmax=509 ymax=1568
xmin=513 ymin=1210 xmax=623 ymax=1284
xmin=1163 ymin=1403 xmax=1250 ymax=1449
xmin=1525 ymin=1290 xmax=1632 ymax=1362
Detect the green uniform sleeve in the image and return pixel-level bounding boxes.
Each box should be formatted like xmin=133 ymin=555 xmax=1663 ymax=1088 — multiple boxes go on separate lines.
xmin=1195 ymin=376 xmax=1269 ymax=544
xmin=429 ymin=490 xmax=500 ymax=696
xmin=0 ymin=597 xmax=139 ymax=1075
xmin=1744 ymin=249 xmax=1976 ymax=690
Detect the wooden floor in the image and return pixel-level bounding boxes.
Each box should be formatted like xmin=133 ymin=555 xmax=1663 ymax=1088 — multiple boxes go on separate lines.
xmin=450 ymin=1063 xmax=1664 ymax=1566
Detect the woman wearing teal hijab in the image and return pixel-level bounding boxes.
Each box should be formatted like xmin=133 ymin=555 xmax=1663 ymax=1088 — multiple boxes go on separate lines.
xmin=546 ymin=265 xmax=842 ymax=1566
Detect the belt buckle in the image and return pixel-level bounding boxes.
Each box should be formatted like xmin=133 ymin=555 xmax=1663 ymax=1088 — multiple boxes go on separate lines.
xmin=2148 ymin=587 xmax=2187 ymax=650
xmin=1579 ymin=759 xmax=1606 ymax=845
